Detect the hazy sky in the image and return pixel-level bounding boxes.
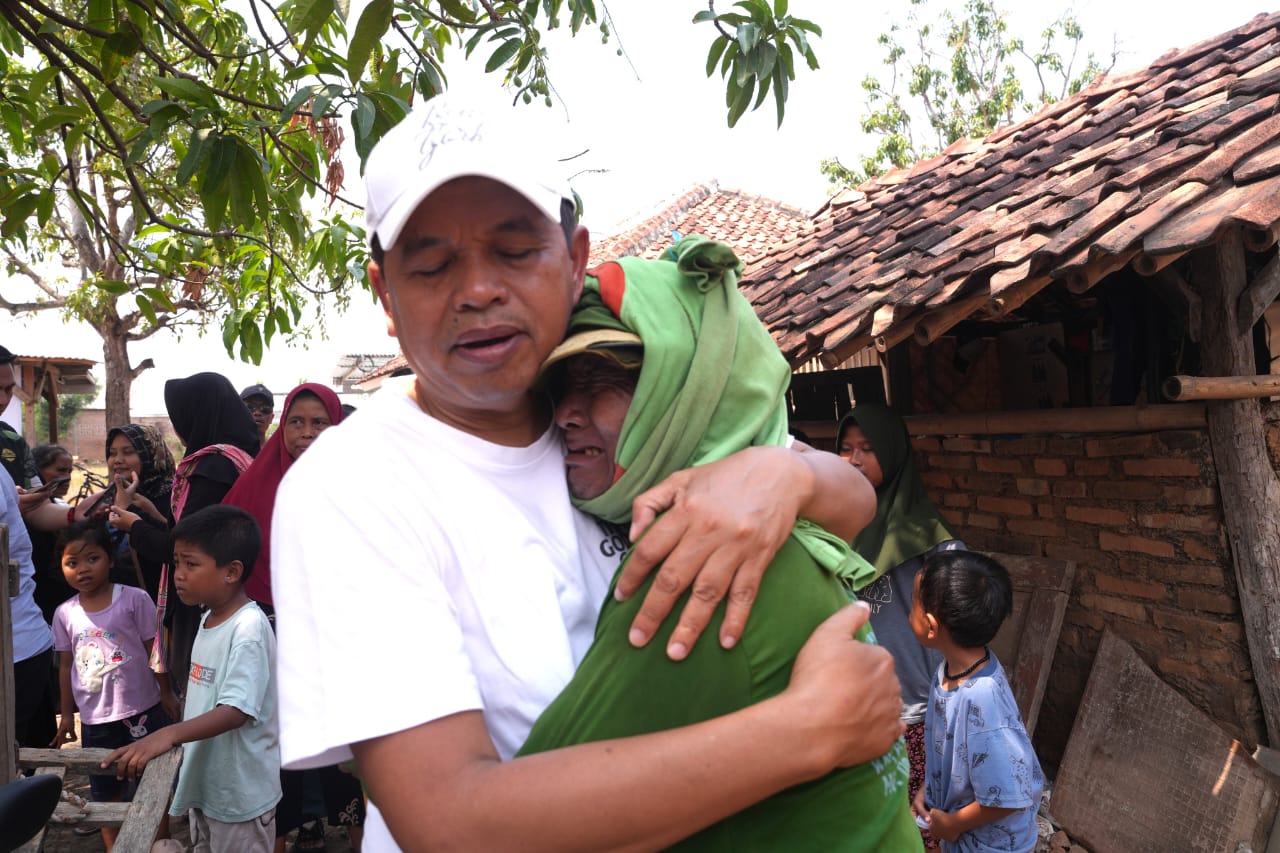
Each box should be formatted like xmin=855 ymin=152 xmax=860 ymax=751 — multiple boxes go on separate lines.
xmin=3 ymin=0 xmax=1268 ymax=418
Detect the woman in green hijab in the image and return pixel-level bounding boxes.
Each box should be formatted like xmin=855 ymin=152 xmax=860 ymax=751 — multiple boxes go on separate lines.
xmin=837 ymin=405 xmax=967 ymax=850
xmin=518 ymin=237 xmax=921 ymax=852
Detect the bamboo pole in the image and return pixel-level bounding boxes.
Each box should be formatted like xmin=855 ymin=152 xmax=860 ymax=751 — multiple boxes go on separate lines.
xmin=913 ymin=290 xmax=991 ymax=346
xmin=791 ymin=403 xmax=1208 ymax=440
xmin=902 ymin=403 xmax=1206 ymax=436
xmin=1163 ymin=374 xmax=1280 ymax=401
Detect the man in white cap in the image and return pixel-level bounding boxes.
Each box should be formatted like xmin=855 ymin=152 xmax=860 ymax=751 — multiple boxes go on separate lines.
xmin=272 ymin=93 xmax=904 ymax=851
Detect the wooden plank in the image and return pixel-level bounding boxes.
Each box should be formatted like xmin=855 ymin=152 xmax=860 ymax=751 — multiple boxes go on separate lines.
xmin=2 ymin=525 xmax=15 ymax=780
xmin=113 ymin=746 xmax=183 ymax=853
xmin=1054 ymin=631 xmax=1280 ymax=852
xmin=14 ymin=765 xmax=66 ymax=853
xmin=987 ymin=553 xmax=1076 ymax=737
xmin=51 ymin=800 xmax=129 ymax=827
xmin=20 ymin=747 xmax=119 ymax=775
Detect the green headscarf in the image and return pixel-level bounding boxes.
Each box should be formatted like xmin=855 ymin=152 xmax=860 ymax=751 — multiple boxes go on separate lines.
xmin=565 ymin=235 xmax=875 ymax=590
xmin=838 ymin=404 xmax=955 ymax=581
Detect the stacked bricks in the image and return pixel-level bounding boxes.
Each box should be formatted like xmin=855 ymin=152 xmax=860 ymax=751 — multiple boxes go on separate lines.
xmin=912 ymin=428 xmax=1264 ymax=772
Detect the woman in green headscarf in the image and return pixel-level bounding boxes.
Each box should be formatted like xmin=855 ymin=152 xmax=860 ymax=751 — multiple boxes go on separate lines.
xmin=518 ymin=237 xmax=921 ymax=852
xmin=837 ymin=405 xmax=967 ymax=850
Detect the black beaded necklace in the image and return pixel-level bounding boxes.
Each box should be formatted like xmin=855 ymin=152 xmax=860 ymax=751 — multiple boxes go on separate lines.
xmin=944 ymin=648 xmax=990 ymax=682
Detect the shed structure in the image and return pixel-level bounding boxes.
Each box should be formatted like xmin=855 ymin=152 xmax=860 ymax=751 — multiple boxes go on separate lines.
xmin=741 ymin=11 xmax=1280 ymax=766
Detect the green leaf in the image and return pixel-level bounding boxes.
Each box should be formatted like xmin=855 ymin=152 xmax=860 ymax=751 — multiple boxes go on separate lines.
xmin=135 ymin=294 xmax=159 ymax=327
xmin=705 ymin=36 xmax=729 ymax=77
xmin=95 ymin=279 xmax=131 ymax=295
xmin=31 ymin=105 xmax=87 ymax=136
xmin=737 ymin=22 xmax=760 ymax=54
xmin=141 ymin=286 xmax=175 ymax=311
xmin=222 ymin=312 xmax=242 ymax=353
xmin=773 ymin=63 xmax=788 ymax=126
xmin=773 ymin=0 xmax=788 ymax=17
xmin=101 ymin=31 xmax=142 ymax=83
xmin=485 ymin=38 xmax=521 ymax=73
xmin=151 ymin=76 xmax=220 ymax=110
xmin=240 ymin=315 xmax=264 ymax=363
xmin=176 ymin=127 xmax=212 ymax=186
xmin=351 ymin=92 xmax=375 ymax=142
xmin=692 ymin=9 xmax=718 ymax=23
xmin=0 ymin=192 xmax=38 ymax=237
xmin=227 ymin=156 xmax=254 ymax=228
xmin=727 ymin=77 xmax=754 ymax=127
xmin=200 ymin=137 xmax=236 ymax=218
xmin=347 ymin=0 xmax=392 ymax=85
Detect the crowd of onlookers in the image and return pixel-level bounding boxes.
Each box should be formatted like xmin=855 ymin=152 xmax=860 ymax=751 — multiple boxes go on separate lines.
xmin=3 ymin=345 xmax=363 ymax=851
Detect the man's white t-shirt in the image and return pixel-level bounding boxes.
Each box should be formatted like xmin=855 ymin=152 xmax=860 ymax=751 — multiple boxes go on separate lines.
xmin=272 ymin=378 xmax=620 ymax=849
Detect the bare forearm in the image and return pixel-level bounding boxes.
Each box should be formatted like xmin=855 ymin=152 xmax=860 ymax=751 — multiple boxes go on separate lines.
xmin=793 ymin=444 xmax=875 ymax=540
xmin=165 ymin=704 xmax=248 ymax=746
xmin=23 ymin=499 xmax=71 ymax=531
xmin=357 ymin=699 xmax=825 ymax=853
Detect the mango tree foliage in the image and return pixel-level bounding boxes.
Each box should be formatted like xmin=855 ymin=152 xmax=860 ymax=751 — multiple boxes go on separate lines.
xmin=0 ymin=0 xmax=818 ymax=424
xmin=821 ymin=0 xmax=1114 ymax=188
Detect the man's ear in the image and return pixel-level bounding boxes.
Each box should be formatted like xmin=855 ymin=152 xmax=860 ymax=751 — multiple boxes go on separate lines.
xmin=568 ymin=224 xmax=590 ymax=304
xmin=369 ymin=261 xmax=398 ymax=339
xmin=225 ymin=560 xmax=245 ymax=585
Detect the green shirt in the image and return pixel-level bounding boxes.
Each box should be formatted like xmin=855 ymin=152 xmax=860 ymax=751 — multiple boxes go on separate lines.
xmin=519 ymin=535 xmax=922 ymax=852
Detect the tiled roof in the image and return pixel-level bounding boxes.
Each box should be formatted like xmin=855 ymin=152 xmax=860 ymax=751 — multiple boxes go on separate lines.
xmin=742 ymin=11 xmax=1280 ymax=367
xmin=588 ymin=182 xmax=812 ymax=265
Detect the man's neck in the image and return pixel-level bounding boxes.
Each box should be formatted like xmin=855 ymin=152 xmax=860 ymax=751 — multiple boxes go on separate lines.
xmin=410 ymin=382 xmax=550 ymax=447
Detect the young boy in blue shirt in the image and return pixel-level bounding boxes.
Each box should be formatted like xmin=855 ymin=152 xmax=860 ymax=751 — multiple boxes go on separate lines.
xmin=909 ymin=550 xmax=1044 ymax=852
xmin=105 ymin=505 xmax=280 ymax=852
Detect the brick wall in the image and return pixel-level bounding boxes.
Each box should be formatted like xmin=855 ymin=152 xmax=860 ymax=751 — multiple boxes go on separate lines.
xmin=912 ymin=427 xmax=1266 ymax=772
xmin=58 ymin=410 xmax=178 ymax=463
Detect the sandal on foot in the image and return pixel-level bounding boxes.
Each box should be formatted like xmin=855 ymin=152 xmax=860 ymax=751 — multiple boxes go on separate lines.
xmin=290 ymin=819 xmax=326 ymax=852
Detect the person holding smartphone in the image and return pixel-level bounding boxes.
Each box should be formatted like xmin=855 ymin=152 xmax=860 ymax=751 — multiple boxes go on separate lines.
xmin=28 ymin=444 xmax=77 ymax=621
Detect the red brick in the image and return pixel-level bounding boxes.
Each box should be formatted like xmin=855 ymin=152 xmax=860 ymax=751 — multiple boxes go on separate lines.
xmin=1085 ymin=434 xmax=1156 ymax=457
xmin=1065 ymin=506 xmax=1131 ymax=526
xmin=930 ymin=454 xmax=974 ymax=471
xmin=1037 ymin=502 xmax=1056 ymax=518
xmin=952 ymin=472 xmax=1005 ymax=493
xmin=1175 ymin=588 xmax=1239 ymax=615
xmin=1159 ymin=561 xmax=1227 ymax=586
xmin=1046 ymin=437 xmax=1084 ymax=456
xmin=1007 ymin=518 xmax=1065 ymax=538
xmin=1181 ymin=537 xmax=1223 ymax=562
xmin=1151 ymin=607 xmax=1241 ymax=643
xmin=1157 ymin=656 xmax=1205 ymax=681
xmin=966 ymin=512 xmax=1001 ymax=530
xmin=976 ymin=457 xmax=1024 ymax=474
xmin=1098 ymin=530 xmax=1176 ymax=557
xmin=1081 ymin=592 xmax=1148 ymax=621
xmin=920 ymin=471 xmax=954 ymax=490
xmin=1162 ymin=486 xmax=1219 ymax=506
xmin=942 ymin=492 xmax=972 ymax=508
xmin=1052 ymin=481 xmax=1088 ymax=498
xmin=1016 ymin=478 xmax=1050 ymax=496
xmin=1033 ymin=458 xmax=1069 ymax=476
xmin=1138 ymin=512 xmax=1221 ymax=534
xmin=942 ymin=437 xmax=992 ymax=454
xmin=1093 ymin=481 xmax=1163 ymax=500
xmin=1095 ymin=574 xmax=1167 ymax=601
xmin=912 ymin=437 xmax=941 ymax=453
xmin=1156 ymin=431 xmax=1207 ymax=453
xmin=976 ymin=496 xmax=1034 ymax=516
xmin=1044 ymin=541 xmax=1104 ymax=567
xmin=994 ymin=437 xmax=1046 ymax=455
xmin=1074 ymin=458 xmax=1111 ymax=476
xmin=939 ymin=508 xmax=966 ymax=527
xmin=1122 ymin=458 xmax=1202 ymax=478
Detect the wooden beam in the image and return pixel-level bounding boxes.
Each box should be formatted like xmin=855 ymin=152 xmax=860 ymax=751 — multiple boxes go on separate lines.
xmin=1191 ymin=227 xmax=1280 ymax=747
xmin=1132 ymin=250 xmax=1185 ymax=277
xmin=913 ymin=290 xmax=991 ymax=346
xmin=1163 ymin=374 xmax=1280 ymax=401
xmin=1065 ymin=249 xmax=1138 ymax=294
xmin=987 ymin=274 xmax=1053 ymax=317
xmin=1236 ymin=253 xmax=1280 ymax=331
xmin=114 ymin=746 xmax=183 ymax=852
xmin=903 ymin=403 xmax=1207 ymax=436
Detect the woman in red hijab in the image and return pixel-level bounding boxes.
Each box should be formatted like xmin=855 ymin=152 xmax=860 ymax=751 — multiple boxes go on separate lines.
xmin=223 ymin=382 xmax=343 ymax=609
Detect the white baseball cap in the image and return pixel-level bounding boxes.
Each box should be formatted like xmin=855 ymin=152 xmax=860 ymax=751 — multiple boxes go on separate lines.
xmin=364 ymin=92 xmax=574 ymax=252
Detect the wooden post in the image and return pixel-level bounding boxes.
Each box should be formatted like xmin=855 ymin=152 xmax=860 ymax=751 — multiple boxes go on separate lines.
xmin=1191 ymin=228 xmax=1280 ymax=747
xmin=1163 ymin=373 xmax=1280 ymax=401
xmin=2 ymin=523 xmax=15 ymax=780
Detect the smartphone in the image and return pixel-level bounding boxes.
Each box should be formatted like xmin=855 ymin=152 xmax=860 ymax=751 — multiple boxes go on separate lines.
xmin=82 ymin=483 xmax=118 ymax=515
xmin=36 ymin=476 xmax=72 ymax=492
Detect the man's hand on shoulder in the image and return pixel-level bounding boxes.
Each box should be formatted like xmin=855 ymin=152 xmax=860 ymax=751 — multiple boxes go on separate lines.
xmin=622 ymin=446 xmax=802 ymax=660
